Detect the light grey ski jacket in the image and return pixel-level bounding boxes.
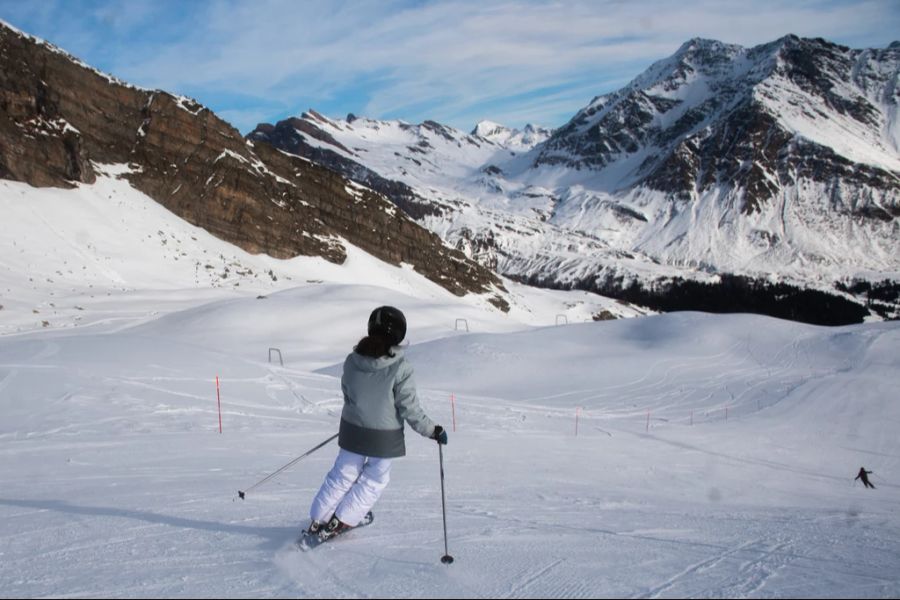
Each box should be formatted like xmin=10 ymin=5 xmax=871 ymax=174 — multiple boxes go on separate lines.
xmin=338 ymin=349 xmax=436 ymax=458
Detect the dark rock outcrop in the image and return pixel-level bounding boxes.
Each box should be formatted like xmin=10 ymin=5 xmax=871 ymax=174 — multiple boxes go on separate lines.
xmin=535 ymin=36 xmax=899 ymax=216
xmin=0 ymin=23 xmax=508 ymax=309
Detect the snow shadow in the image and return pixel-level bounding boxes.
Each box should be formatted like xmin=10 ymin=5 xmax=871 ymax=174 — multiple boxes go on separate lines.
xmin=0 ymin=497 xmax=296 ymax=551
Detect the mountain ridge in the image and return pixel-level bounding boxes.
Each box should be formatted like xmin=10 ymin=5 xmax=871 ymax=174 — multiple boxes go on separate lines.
xmin=252 ymin=34 xmax=899 ymax=322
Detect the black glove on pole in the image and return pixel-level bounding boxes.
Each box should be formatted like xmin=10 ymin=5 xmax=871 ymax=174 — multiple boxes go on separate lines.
xmin=433 ymin=425 xmax=448 ymax=445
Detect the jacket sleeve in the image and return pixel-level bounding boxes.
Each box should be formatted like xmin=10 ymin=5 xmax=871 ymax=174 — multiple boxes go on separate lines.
xmin=393 ymin=360 xmax=436 ymax=438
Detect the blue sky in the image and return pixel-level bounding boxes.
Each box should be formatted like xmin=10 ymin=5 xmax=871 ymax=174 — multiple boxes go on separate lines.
xmin=1 ymin=0 xmax=897 ymax=134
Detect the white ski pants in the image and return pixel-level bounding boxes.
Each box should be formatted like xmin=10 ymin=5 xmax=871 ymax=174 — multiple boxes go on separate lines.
xmin=309 ymin=448 xmax=392 ymax=525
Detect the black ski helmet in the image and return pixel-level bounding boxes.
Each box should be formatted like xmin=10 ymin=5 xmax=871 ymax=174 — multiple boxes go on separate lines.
xmin=368 ymin=306 xmax=407 ymax=346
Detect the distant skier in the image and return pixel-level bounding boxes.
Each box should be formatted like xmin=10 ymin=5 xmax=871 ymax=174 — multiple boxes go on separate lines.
xmin=855 ymin=467 xmax=875 ymax=489
xmin=304 ymin=306 xmax=448 ymax=541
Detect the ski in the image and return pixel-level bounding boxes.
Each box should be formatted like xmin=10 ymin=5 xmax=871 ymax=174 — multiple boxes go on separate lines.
xmin=296 ymin=511 xmax=374 ymax=551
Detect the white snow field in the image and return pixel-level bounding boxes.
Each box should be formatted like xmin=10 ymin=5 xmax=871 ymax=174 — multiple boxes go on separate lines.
xmin=1 ymin=177 xmax=899 ymax=598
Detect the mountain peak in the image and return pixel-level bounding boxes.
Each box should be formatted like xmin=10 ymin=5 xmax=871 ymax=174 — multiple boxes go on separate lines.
xmin=677 ymin=37 xmax=726 ymax=52
xmin=472 ymin=120 xmax=553 ymax=151
xmin=671 ymin=36 xmax=745 ymax=66
xmin=472 ymin=120 xmax=508 ymax=138
xmin=537 ymin=32 xmax=899 ymax=194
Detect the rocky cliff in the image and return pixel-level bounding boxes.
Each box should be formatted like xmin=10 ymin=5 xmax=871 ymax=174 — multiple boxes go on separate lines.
xmin=536 ymin=36 xmax=899 ymax=218
xmin=0 ymin=22 xmax=508 ymax=309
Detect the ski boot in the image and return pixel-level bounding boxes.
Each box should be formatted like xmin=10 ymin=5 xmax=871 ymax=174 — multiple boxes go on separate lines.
xmin=319 ymin=514 xmax=353 ymax=540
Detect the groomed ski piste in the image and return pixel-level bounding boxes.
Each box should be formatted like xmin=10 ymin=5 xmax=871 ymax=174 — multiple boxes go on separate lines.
xmin=1 ymin=175 xmax=899 ymax=598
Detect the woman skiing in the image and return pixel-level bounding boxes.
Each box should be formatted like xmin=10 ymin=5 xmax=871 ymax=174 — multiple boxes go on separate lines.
xmin=305 ymin=306 xmax=448 ymax=541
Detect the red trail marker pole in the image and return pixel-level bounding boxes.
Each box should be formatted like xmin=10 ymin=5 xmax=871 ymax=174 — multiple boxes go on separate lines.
xmin=216 ymin=376 xmax=223 ymax=434
xmin=646 ymin=410 xmax=650 ymax=433
xmin=575 ymin=407 xmax=581 ymax=436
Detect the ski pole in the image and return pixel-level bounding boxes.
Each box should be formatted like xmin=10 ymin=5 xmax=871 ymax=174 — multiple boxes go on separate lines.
xmin=237 ymin=433 xmax=338 ymax=500
xmin=438 ymin=442 xmax=454 ymax=564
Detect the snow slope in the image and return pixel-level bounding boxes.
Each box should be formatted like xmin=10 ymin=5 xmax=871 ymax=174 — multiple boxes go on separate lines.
xmin=1 ymin=266 xmax=898 ymax=596
xmin=0 ymin=171 xmax=641 ymax=338
xmin=0 ymin=169 xmax=898 ymax=598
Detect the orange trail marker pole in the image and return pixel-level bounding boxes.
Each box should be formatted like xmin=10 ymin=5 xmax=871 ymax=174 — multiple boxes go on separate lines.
xmin=450 ymin=394 xmax=457 ymax=432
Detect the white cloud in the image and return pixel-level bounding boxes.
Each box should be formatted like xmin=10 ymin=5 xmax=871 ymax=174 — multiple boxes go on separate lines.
xmin=79 ymin=0 xmax=900 ymax=130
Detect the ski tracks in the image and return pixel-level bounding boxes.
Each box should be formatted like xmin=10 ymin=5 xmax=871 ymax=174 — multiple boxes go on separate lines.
xmin=500 ymin=558 xmax=566 ymax=599
xmin=728 ymin=539 xmax=793 ymax=597
xmin=0 ymin=367 xmax=16 ymax=396
xmin=639 ymin=536 xmax=794 ymax=599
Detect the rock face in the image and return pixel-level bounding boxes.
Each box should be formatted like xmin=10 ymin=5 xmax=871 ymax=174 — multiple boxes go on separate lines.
xmin=536 ymin=36 xmax=899 ymax=217
xmin=0 ymin=22 xmax=507 ymax=308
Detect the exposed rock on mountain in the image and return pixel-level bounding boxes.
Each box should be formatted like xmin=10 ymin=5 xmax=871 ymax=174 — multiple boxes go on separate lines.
xmin=0 ymin=22 xmax=508 ymax=309
xmin=536 ymin=36 xmax=899 ymax=218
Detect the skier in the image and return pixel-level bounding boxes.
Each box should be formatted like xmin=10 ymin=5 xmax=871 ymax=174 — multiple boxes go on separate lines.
xmin=855 ymin=467 xmax=875 ymax=489
xmin=305 ymin=306 xmax=448 ymax=541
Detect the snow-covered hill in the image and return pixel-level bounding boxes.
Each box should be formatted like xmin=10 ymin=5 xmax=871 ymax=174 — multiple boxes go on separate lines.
xmin=0 ymin=172 xmax=644 ymax=338
xmin=1 ymin=20 xmax=898 ymax=598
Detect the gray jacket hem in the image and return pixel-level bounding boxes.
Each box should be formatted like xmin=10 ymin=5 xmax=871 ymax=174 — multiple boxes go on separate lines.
xmin=339 ymin=418 xmax=406 ymax=459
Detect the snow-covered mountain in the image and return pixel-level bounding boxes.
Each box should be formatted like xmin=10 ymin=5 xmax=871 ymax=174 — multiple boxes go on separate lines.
xmin=471 ymin=120 xmax=553 ymax=152
xmin=250 ymin=111 xmax=527 ymax=200
xmin=526 ymin=36 xmax=899 ymax=276
xmin=251 ymin=36 xmax=900 ymax=323
xmin=250 ymin=112 xmax=694 ymax=315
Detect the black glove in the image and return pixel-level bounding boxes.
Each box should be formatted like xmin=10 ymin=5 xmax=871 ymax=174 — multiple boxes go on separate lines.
xmin=432 ymin=425 xmax=448 ymax=445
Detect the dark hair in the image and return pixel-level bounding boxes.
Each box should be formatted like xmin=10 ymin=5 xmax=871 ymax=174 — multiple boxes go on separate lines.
xmin=354 ymin=333 xmax=396 ymax=358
